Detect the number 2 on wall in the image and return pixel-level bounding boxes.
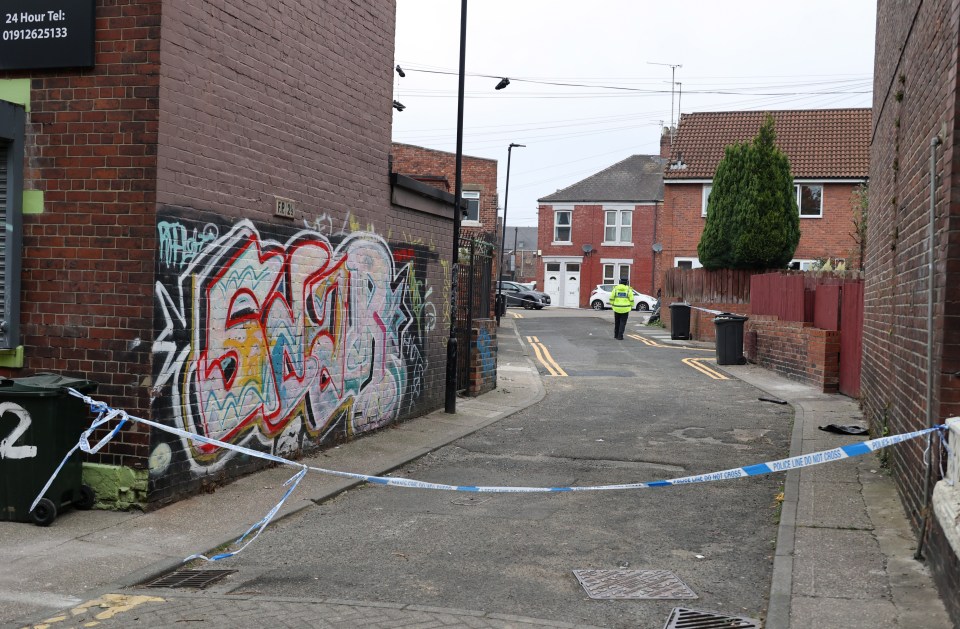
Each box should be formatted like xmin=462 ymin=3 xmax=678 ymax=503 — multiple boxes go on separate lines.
xmin=0 ymin=402 xmax=37 ymax=460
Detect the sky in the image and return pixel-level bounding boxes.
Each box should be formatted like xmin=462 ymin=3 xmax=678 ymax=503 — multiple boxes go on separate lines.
xmin=391 ymin=1 xmax=877 ymax=228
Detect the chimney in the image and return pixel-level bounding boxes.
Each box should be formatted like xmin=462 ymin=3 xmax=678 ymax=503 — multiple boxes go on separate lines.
xmin=660 ymin=126 xmax=673 ymax=159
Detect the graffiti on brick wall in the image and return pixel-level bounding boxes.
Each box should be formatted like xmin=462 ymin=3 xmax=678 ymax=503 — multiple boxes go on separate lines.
xmin=153 ymin=218 xmax=436 ymax=472
xmin=477 ymin=328 xmax=494 ymax=377
xmin=158 ymin=221 xmax=220 ymax=269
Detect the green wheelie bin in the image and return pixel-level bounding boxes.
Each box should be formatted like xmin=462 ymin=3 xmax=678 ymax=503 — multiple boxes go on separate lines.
xmin=0 ymin=373 xmax=98 ymax=526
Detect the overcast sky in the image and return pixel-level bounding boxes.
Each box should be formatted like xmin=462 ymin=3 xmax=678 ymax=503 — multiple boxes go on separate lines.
xmin=392 ymin=1 xmax=876 ymax=227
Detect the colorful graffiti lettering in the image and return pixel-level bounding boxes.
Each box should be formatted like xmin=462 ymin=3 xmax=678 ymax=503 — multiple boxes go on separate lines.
xmin=154 ymin=219 xmax=434 ymax=469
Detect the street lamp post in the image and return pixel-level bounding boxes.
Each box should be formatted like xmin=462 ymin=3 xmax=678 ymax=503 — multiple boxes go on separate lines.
xmin=444 ymin=0 xmax=468 ymax=414
xmin=496 ymin=142 xmax=524 ymax=325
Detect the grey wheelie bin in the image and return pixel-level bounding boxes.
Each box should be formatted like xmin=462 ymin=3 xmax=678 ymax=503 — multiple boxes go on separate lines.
xmin=0 ymin=373 xmax=98 ymax=526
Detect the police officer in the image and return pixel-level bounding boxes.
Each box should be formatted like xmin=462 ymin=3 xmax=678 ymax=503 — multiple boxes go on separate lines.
xmin=610 ymin=282 xmax=634 ymax=340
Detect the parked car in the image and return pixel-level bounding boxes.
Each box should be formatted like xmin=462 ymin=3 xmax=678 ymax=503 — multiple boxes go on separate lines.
xmin=589 ymin=284 xmax=656 ymax=311
xmin=498 ymin=280 xmax=551 ymax=309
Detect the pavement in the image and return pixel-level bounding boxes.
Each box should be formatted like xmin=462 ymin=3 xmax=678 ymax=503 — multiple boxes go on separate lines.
xmin=0 ymin=313 xmax=953 ymax=629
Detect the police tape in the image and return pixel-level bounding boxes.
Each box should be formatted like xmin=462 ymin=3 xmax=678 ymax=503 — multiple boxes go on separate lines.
xmin=688 ymin=304 xmax=750 ymax=319
xmin=36 ymin=389 xmax=952 ymax=561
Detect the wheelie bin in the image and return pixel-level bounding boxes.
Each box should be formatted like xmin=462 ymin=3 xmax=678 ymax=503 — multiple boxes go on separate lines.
xmin=0 ymin=373 xmax=98 ymax=526
xmin=714 ymin=313 xmax=749 ymax=365
xmin=669 ymin=302 xmax=691 ymax=340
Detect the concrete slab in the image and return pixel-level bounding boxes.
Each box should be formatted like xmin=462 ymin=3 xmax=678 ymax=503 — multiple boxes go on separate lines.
xmin=792 ymin=528 xmax=889 ymax=599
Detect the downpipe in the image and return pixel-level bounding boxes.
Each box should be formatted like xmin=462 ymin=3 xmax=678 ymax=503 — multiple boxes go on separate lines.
xmin=914 ymin=132 xmax=942 ymax=560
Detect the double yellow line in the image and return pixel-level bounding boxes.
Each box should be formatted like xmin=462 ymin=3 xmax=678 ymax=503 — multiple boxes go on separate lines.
xmin=526 ymin=336 xmax=567 ymax=377
xmin=625 ymin=333 xmax=712 ymax=351
xmin=681 ymin=357 xmax=728 ymax=380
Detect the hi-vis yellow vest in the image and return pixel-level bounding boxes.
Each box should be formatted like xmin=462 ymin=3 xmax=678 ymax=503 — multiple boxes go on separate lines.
xmin=610 ymin=284 xmax=634 ymax=313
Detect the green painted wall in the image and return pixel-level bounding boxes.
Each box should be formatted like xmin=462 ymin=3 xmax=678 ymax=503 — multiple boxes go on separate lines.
xmin=82 ymin=463 xmax=149 ymax=510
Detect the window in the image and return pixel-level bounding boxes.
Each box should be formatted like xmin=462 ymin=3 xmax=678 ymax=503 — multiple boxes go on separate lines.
xmin=0 ymin=101 xmax=24 ymax=350
xmin=702 ymin=184 xmax=712 ymax=217
xmin=604 ymin=210 xmax=632 ymax=244
xmin=545 ymin=262 xmax=561 ymax=272
xmin=553 ymin=210 xmax=571 ymax=242
xmin=796 ymin=184 xmax=823 ymax=217
xmin=461 ymin=190 xmax=480 ymax=222
xmin=674 ymin=257 xmax=702 ymax=270
xmin=603 ymin=263 xmax=630 ymax=284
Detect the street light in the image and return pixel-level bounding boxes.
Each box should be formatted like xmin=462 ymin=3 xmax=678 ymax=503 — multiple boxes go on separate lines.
xmin=496 ymin=143 xmax=525 ymax=326
xmin=444 ymin=0 xmax=468 ymax=414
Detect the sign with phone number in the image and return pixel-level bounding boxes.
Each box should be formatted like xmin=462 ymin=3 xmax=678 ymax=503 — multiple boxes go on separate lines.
xmin=0 ymin=0 xmax=94 ymax=70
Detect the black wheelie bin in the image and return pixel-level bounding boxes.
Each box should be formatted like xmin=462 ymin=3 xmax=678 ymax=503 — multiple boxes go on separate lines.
xmin=0 ymin=373 xmax=98 ymax=526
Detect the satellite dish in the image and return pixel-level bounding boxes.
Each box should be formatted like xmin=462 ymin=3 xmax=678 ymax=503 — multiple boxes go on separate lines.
xmin=582 ymin=244 xmax=593 ymax=253
xmin=652 ymin=243 xmax=663 ymax=253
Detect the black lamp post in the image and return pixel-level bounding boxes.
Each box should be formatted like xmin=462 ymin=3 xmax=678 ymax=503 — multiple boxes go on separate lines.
xmin=444 ymin=0 xmax=468 ymax=414
xmin=496 ymin=142 xmax=524 ymax=325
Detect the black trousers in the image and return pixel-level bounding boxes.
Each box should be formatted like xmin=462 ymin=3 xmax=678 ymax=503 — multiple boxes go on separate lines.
xmin=613 ymin=311 xmax=629 ymax=339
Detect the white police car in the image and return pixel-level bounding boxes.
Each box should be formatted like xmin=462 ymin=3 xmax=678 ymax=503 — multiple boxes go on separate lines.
xmin=589 ymin=284 xmax=656 ymax=311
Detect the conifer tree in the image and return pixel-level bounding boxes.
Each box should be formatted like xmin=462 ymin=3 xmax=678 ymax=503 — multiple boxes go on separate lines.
xmin=698 ymin=115 xmax=800 ymax=269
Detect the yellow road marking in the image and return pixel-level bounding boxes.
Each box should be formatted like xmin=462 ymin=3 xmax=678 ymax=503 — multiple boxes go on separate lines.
xmin=526 ymin=336 xmax=567 ymax=376
xmin=682 ymin=357 xmax=729 ymax=380
xmin=32 ymin=594 xmax=166 ymax=628
xmin=509 ymin=311 xmax=523 ymax=318
xmin=625 ymin=333 xmax=713 ymax=351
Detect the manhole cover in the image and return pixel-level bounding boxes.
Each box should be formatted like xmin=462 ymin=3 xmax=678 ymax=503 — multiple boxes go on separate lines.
xmin=141 ymin=569 xmax=236 ymax=589
xmin=663 ymin=607 xmax=761 ymax=628
xmin=573 ymin=569 xmax=697 ymax=600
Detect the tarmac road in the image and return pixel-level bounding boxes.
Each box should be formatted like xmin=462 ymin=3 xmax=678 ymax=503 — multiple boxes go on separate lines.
xmin=205 ymin=310 xmax=793 ymax=628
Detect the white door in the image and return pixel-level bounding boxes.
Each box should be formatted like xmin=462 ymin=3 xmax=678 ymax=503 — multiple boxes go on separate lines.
xmin=544 ymin=263 xmax=561 ymax=305
xmin=564 ymin=263 xmax=580 ymax=307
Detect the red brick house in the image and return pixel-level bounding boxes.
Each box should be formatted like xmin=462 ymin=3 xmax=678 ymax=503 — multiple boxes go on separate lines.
xmin=536 ymin=155 xmax=665 ymax=308
xmin=866 ymin=2 xmax=960 ymax=622
xmin=658 ymin=109 xmax=871 ymax=289
xmin=391 ymin=143 xmax=499 ymax=243
xmin=0 ymin=1 xmax=458 ymax=508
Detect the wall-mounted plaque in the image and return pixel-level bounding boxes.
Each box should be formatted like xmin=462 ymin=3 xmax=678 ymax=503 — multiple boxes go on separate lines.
xmin=0 ymin=0 xmax=95 ymax=70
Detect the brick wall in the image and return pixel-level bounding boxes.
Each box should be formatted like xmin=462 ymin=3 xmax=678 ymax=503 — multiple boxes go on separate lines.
xmin=746 ymin=315 xmax=840 ymax=393
xmin=0 ymin=0 xmax=163 ymax=471
xmin=867 ymin=1 xmax=960 ymax=620
xmin=2 ymin=0 xmax=461 ymax=508
xmin=158 ymin=0 xmax=395 ymax=225
xmin=469 ymin=319 xmax=497 ymax=396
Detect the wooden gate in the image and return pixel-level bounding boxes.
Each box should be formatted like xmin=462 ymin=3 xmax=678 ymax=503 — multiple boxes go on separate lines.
xmin=839 ymin=280 xmax=864 ymax=398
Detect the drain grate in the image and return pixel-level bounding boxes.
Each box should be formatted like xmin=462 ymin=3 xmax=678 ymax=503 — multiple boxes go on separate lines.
xmin=141 ymin=569 xmax=237 ymax=590
xmin=573 ymin=569 xmax=697 ymax=600
xmin=663 ymin=607 xmax=761 ymax=628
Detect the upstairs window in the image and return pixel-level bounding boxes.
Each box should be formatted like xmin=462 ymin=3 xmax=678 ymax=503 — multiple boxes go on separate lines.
xmin=702 ymin=184 xmax=712 ymax=217
xmin=462 ymin=190 xmax=480 ymax=222
xmin=796 ymin=184 xmax=823 ymax=218
xmin=604 ymin=210 xmax=632 ymax=244
xmin=554 ymin=210 xmax=571 ymax=243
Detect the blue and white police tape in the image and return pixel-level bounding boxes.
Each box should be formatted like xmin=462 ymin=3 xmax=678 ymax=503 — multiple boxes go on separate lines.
xmin=37 ymin=389 xmax=951 ymax=562
xmin=688 ymin=304 xmax=750 ymax=318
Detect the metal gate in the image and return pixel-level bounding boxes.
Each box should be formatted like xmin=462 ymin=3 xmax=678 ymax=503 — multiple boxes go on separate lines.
xmin=455 ymin=236 xmax=493 ymax=391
